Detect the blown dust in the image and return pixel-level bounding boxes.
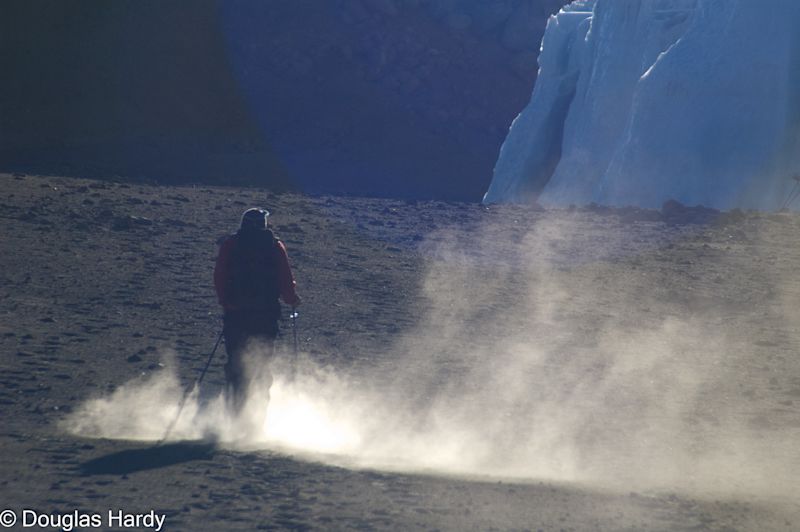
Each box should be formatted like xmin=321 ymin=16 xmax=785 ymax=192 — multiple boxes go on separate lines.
xmin=2 ymin=173 xmax=799 ymax=530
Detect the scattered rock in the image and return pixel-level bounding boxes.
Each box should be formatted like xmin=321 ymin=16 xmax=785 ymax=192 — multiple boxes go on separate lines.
xmin=111 ymin=215 xmax=154 ymax=231
xmin=162 ymin=218 xmax=195 ymax=228
xmin=617 ymin=207 xmax=662 ymax=224
xmin=717 ymin=208 xmax=747 ymax=225
xmin=167 ymin=195 xmax=190 ymax=203
xmin=661 ymin=199 xmax=720 ymax=224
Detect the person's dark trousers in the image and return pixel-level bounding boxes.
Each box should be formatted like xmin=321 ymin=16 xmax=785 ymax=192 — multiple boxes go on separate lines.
xmin=222 ymin=309 xmax=279 ymax=413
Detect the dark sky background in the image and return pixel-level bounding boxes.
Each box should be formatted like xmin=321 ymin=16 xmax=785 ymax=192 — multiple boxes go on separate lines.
xmin=1 ymin=0 xmax=564 ymax=201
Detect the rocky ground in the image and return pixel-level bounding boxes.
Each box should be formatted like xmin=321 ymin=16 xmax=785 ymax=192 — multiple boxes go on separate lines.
xmin=1 ymin=172 xmax=799 ymax=530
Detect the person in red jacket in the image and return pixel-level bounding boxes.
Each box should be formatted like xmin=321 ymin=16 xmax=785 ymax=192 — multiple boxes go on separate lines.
xmin=214 ymin=208 xmax=300 ymax=413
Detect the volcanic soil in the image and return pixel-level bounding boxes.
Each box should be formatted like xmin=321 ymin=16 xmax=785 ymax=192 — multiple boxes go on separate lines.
xmin=1 ymin=172 xmax=799 ymax=531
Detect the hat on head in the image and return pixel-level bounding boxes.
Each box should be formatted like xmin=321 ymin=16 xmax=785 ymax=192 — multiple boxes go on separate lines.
xmin=240 ymin=207 xmax=270 ymax=231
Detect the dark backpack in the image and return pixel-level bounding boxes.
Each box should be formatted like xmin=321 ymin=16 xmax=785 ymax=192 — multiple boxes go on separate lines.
xmin=225 ymin=229 xmax=281 ymax=311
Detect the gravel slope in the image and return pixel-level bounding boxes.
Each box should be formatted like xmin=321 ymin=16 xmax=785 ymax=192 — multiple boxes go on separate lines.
xmin=1 ymin=172 xmax=799 ymax=531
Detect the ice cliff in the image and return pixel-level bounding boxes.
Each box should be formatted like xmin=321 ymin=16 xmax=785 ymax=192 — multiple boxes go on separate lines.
xmin=484 ymin=0 xmax=800 ymax=210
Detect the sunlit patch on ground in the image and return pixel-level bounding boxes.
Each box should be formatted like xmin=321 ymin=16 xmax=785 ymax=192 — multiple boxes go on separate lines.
xmin=261 ymin=379 xmax=363 ymax=455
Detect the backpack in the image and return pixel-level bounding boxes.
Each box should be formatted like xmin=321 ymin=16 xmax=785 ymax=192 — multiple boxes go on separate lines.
xmin=225 ymin=229 xmax=281 ymax=311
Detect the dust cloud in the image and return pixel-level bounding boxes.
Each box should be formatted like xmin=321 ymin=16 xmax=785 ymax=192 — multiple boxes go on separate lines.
xmin=65 ymin=213 xmax=800 ymax=502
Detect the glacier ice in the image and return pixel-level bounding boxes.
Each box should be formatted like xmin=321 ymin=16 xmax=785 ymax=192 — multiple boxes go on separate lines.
xmin=484 ymin=0 xmax=800 ymax=211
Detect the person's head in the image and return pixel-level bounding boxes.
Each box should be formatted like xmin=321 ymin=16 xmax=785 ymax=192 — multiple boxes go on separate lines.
xmin=239 ymin=207 xmax=270 ymax=232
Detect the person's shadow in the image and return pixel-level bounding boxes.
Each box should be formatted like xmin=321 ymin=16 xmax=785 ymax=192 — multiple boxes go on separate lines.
xmin=79 ymin=441 xmax=216 ymax=476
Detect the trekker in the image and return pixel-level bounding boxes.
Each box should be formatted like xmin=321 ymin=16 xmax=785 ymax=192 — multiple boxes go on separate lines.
xmin=213 ymin=208 xmax=301 ymax=413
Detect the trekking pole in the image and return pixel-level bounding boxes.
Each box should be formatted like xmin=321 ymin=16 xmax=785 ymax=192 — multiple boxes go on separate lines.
xmin=781 ymin=174 xmax=800 ymax=211
xmin=158 ymin=330 xmax=224 ymax=444
xmin=291 ymin=307 xmax=299 ymax=354
xmin=289 ymin=307 xmax=299 ymax=380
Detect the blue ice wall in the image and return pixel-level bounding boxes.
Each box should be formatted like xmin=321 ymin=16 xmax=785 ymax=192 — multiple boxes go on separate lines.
xmin=485 ymin=0 xmax=800 ymax=211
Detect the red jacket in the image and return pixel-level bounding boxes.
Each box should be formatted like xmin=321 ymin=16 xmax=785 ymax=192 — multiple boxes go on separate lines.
xmin=214 ymin=234 xmax=300 ymax=311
